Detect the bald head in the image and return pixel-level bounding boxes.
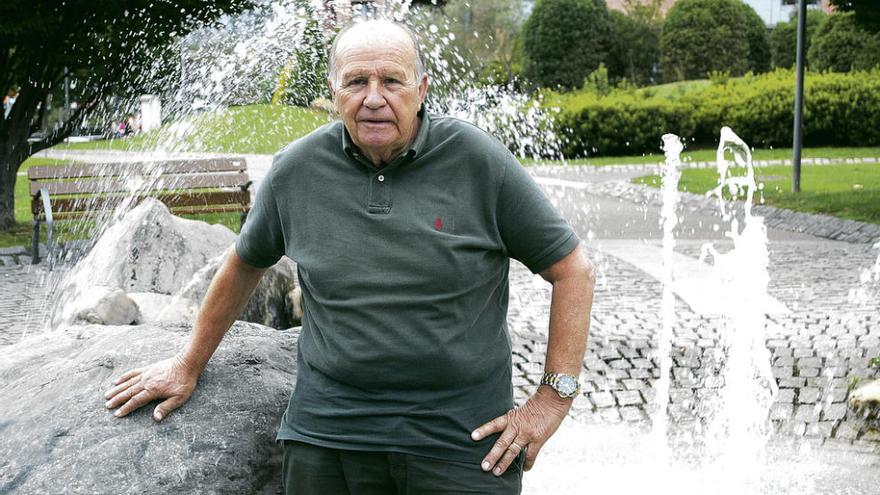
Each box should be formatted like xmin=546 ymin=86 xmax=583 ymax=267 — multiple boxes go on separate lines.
xmin=328 ymin=20 xmax=425 ymax=89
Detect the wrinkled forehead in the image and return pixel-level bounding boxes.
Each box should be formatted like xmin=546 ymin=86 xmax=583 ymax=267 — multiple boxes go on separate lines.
xmin=334 ymin=22 xmax=418 ymax=70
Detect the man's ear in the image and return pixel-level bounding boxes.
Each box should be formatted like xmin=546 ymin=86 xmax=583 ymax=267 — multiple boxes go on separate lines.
xmin=418 ymin=74 xmax=429 ymax=103
xmin=327 ymin=78 xmax=338 ymax=113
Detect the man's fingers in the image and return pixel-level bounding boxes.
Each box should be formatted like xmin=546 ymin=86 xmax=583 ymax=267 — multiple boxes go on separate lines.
xmin=470 ymin=412 xmax=509 ymax=441
xmin=114 ymin=389 xmax=154 ymax=418
xmin=523 ymin=442 xmax=542 ymax=471
xmin=489 ymin=441 xmax=524 ymax=477
xmin=104 ymin=376 xmax=139 ymax=400
xmin=105 ymin=383 xmax=144 ymax=410
xmin=113 ymin=368 xmax=142 ymax=385
xmin=479 ymin=411 xmax=520 ymax=473
xmin=153 ymin=395 xmax=187 ymax=422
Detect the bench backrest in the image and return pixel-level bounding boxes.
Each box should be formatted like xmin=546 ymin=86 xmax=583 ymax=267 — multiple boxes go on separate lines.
xmin=29 ymin=157 xmax=251 ymax=219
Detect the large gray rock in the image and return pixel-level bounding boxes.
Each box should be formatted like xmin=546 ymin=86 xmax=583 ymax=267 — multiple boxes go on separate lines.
xmin=65 ymin=198 xmax=237 ymax=294
xmin=62 ymin=286 xmax=143 ymax=326
xmin=50 ymin=199 xmax=300 ymax=330
xmin=50 ymin=199 xmax=236 ymax=327
xmin=0 ymin=322 xmax=300 ymax=494
xmin=179 ymin=250 xmax=300 ymax=330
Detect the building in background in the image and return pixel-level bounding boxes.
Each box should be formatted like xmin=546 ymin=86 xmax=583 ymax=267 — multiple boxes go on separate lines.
xmin=606 ymin=0 xmax=677 ymax=15
xmin=606 ymin=0 xmax=834 ymax=26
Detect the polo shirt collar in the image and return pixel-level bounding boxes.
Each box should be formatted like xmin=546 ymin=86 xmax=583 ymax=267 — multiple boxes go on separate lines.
xmin=342 ymin=105 xmax=431 ymax=166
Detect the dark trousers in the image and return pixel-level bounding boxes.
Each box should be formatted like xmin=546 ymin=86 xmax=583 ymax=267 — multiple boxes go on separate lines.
xmin=281 ymin=440 xmax=523 ymax=495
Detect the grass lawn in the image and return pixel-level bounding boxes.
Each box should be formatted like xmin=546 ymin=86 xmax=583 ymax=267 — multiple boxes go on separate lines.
xmin=634 ymin=163 xmax=880 ymax=225
xmin=529 ymin=147 xmax=880 ymax=167
xmin=0 ymin=157 xmax=245 ymax=248
xmin=56 ymin=104 xmax=332 ymax=155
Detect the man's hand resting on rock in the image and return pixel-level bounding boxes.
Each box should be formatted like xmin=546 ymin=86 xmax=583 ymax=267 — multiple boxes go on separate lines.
xmin=104 ymin=355 xmax=199 ymax=422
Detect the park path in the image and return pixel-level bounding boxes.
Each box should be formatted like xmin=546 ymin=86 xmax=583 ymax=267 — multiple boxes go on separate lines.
xmin=14 ymin=148 xmax=880 ymax=493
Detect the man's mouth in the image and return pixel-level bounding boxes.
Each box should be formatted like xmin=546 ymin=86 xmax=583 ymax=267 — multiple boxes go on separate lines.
xmin=360 ymin=119 xmax=393 ymax=125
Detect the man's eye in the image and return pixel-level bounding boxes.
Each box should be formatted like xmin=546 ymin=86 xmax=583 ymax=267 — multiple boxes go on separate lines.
xmin=346 ymin=78 xmax=367 ymax=87
xmin=384 ymin=78 xmax=401 ymax=85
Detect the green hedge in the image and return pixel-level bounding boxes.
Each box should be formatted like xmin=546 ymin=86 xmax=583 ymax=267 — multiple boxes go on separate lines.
xmin=557 ymin=95 xmax=695 ymax=156
xmin=553 ymin=69 xmax=880 ymax=157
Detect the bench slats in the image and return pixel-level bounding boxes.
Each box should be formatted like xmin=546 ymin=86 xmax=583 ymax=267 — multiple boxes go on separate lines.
xmin=28 ymin=158 xmax=248 ymax=180
xmin=31 ymin=191 xmax=250 ymax=217
xmin=30 ymin=172 xmax=249 ymax=196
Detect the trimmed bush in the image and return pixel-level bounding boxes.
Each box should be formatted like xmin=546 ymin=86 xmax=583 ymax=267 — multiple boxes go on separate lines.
xmin=738 ymin=1 xmax=772 ymax=74
xmin=809 ymin=12 xmax=880 ymax=72
xmin=770 ymin=10 xmax=827 ymax=69
xmin=556 ymin=93 xmax=696 ymax=157
xmin=606 ymin=10 xmax=661 ymax=86
xmin=552 ymin=69 xmax=880 ymax=156
xmin=522 ymin=0 xmax=612 ymax=89
xmin=660 ymin=0 xmax=751 ymax=81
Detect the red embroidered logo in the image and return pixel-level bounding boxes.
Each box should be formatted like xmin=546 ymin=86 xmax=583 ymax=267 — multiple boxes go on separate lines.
xmin=434 ymin=216 xmax=443 ymax=231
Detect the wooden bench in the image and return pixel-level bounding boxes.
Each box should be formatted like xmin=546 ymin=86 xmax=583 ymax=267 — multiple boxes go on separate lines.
xmin=28 ymin=157 xmax=251 ymax=264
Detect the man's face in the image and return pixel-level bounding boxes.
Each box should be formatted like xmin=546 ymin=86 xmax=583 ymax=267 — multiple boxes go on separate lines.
xmin=330 ymin=31 xmax=428 ymax=164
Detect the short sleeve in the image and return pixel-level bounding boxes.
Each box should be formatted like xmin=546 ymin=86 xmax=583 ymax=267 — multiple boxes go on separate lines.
xmin=496 ymin=160 xmax=580 ymax=274
xmin=235 ymin=174 xmax=285 ymax=268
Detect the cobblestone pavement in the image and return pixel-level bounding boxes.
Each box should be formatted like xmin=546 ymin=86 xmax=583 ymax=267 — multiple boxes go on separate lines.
xmin=2 ymin=163 xmax=879 ymax=456
xmin=508 ymin=165 xmax=880 ymax=451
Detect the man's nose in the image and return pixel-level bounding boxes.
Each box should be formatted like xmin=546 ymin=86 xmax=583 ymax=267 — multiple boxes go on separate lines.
xmin=363 ymin=80 xmax=386 ymax=109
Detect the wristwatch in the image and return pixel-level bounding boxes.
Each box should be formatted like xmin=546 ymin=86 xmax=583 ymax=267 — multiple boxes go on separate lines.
xmin=540 ymin=372 xmax=581 ymax=399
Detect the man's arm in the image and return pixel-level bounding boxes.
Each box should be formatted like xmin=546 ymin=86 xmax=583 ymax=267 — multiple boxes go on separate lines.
xmin=471 ymin=243 xmax=595 ymax=475
xmin=104 ymin=248 xmax=267 ymax=421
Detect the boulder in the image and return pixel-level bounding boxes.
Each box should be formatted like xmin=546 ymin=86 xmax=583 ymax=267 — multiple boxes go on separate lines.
xmin=75 ymin=288 xmax=142 ymax=325
xmin=64 ymin=198 xmax=237 ymax=294
xmin=0 ymin=322 xmax=300 ymax=494
xmin=49 ymin=199 xmax=301 ymax=330
xmin=179 ymin=250 xmax=300 ymax=330
xmin=128 ymin=292 xmax=197 ymax=324
xmin=51 ymin=285 xmax=141 ymax=327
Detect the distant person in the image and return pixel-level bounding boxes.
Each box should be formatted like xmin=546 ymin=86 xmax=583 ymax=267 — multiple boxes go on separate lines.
xmin=104 ymin=19 xmax=595 ymax=494
xmin=3 ymin=89 xmax=16 ymax=119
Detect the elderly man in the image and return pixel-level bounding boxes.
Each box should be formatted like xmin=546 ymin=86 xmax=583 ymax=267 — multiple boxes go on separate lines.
xmin=104 ymin=19 xmax=594 ymax=494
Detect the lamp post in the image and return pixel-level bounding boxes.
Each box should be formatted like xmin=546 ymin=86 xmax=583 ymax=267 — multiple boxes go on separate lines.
xmin=792 ymin=0 xmax=807 ymax=193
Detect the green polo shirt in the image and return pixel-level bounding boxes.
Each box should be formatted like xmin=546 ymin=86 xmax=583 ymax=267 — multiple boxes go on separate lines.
xmin=236 ymin=111 xmax=580 ymax=464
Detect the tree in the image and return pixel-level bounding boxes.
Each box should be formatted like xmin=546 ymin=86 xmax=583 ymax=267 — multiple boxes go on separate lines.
xmin=660 ymin=0 xmax=753 ymax=81
xmin=737 ymin=1 xmax=772 ymax=73
xmin=808 ymin=12 xmax=880 ymax=71
xmin=421 ymin=0 xmax=527 ymax=87
xmin=271 ymin=18 xmax=330 ymax=107
xmin=606 ymin=9 xmax=661 ymax=86
xmin=522 ymin=0 xmax=612 ymax=90
xmin=769 ymin=9 xmax=827 ymax=69
xmin=0 ymin=0 xmax=249 ymax=232
xmin=828 ymin=0 xmax=880 ymax=32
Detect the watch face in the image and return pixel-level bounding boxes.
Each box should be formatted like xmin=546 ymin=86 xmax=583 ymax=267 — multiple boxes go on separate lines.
xmin=557 ymin=375 xmax=578 ymax=396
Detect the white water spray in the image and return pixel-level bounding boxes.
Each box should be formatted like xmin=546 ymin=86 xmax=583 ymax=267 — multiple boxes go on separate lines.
xmin=652 ymin=134 xmax=683 ymax=459
xmin=700 ymin=127 xmax=778 ymax=490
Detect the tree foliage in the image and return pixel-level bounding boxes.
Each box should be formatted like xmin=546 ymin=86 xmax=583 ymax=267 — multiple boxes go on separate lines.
xmin=0 ymin=0 xmax=249 ymax=230
xmin=523 ymin=0 xmax=611 ymax=90
xmin=737 ymin=1 xmax=771 ymax=73
xmin=271 ymin=18 xmax=329 ymax=107
xmin=606 ymin=10 xmax=660 ymax=86
xmin=660 ymin=0 xmax=755 ymax=81
xmin=829 ymin=0 xmax=880 ymax=33
xmin=808 ymin=12 xmax=880 ymax=72
xmin=769 ymin=9 xmax=827 ymax=69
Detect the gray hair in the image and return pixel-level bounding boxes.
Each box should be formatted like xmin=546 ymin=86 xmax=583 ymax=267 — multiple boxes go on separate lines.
xmin=327 ymin=20 xmax=425 ymax=88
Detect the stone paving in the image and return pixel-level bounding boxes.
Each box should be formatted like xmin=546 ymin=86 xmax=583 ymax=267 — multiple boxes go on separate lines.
xmin=2 ymin=163 xmax=880 ymax=454
xmin=506 ymin=166 xmax=880 ymax=450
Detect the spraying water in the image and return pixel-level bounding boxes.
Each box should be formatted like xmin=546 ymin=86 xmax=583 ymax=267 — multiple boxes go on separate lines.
xmin=651 ymin=134 xmax=683 ymax=459
xmin=699 ymin=127 xmax=778 ymax=490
